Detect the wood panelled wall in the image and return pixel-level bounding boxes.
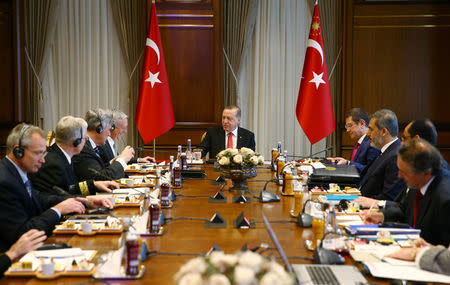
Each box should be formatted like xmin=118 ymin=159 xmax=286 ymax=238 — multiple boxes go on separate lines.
xmin=0 ymin=0 xmax=22 ymax=157
xmin=141 ymin=0 xmax=223 ymax=159
xmin=341 ymin=0 xmax=450 ymax=162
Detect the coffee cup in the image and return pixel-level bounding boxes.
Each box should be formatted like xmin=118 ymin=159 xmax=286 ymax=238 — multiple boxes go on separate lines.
xmin=81 ymin=222 xmax=93 ymax=233
xmin=108 ymin=197 xmax=116 ymax=207
xmin=41 ymin=262 xmax=55 ymax=276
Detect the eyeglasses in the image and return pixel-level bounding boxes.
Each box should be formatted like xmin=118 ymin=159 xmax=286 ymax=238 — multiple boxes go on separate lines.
xmin=345 ymin=123 xmax=355 ymax=129
xmin=401 ymin=134 xmax=411 ymax=141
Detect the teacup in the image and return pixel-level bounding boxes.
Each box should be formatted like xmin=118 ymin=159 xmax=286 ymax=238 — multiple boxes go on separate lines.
xmin=41 ymin=262 xmax=55 ymax=276
xmin=81 ymin=222 xmax=93 ymax=233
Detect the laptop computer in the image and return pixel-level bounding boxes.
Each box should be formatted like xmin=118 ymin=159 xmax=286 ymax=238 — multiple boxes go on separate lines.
xmin=309 ymin=164 xmax=360 ymax=185
xmin=262 ymin=214 xmax=367 ymax=285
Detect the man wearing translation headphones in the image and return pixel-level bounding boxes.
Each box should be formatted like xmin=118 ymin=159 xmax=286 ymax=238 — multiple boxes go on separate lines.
xmin=73 ymin=108 xmax=134 ymax=181
xmin=0 ymin=123 xmax=112 ymax=252
xmin=30 ymin=116 xmax=120 ymax=196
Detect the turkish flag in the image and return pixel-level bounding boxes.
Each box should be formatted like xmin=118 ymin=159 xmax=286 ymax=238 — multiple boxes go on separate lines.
xmin=136 ymin=3 xmax=175 ymax=143
xmin=295 ymin=3 xmax=335 ymax=145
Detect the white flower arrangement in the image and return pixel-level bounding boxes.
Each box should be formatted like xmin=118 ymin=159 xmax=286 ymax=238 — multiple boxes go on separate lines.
xmin=174 ymin=251 xmax=293 ymax=285
xmin=217 ymin=148 xmax=264 ymax=168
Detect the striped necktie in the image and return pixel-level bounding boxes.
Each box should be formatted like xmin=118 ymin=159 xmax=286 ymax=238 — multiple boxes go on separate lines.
xmin=24 ymin=180 xmax=32 ymax=197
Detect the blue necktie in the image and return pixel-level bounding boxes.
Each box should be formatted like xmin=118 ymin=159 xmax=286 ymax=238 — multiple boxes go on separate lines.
xmin=93 ymin=146 xmax=101 ymax=157
xmin=24 ymin=180 xmax=32 ymax=197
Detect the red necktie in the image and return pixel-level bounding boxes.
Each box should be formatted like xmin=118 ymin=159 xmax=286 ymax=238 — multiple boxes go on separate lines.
xmin=227 ymin=132 xmax=233 ymax=149
xmin=350 ymin=142 xmax=360 ymax=161
xmin=413 ymin=190 xmax=424 ymax=228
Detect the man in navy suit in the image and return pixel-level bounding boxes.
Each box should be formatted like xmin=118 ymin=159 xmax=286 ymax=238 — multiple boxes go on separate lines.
xmin=30 ymin=116 xmax=119 ymax=196
xmin=99 ymin=110 xmax=154 ymax=165
xmin=0 ymin=124 xmax=112 ymax=252
xmin=327 ymin=108 xmax=380 ymax=177
xmin=73 ymin=108 xmax=134 ymax=181
xmin=358 ymin=109 xmax=405 ymax=200
xmin=198 ymin=106 xmax=255 ymax=159
xmin=360 ymin=139 xmax=450 ymax=246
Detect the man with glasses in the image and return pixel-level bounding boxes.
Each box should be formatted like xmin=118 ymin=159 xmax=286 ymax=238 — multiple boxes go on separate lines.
xmin=30 ymin=116 xmax=119 ymax=196
xmin=73 ymin=108 xmax=134 ymax=181
xmin=99 ymin=110 xmax=154 ymax=164
xmin=0 ymin=124 xmax=112 ymax=252
xmin=327 ymin=108 xmax=380 ymax=177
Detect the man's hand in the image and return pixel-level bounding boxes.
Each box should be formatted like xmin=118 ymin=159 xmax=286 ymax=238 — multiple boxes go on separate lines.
xmin=53 ymin=198 xmax=86 ymax=215
xmin=93 ymin=180 xmax=120 ymax=193
xmin=85 ymin=196 xmax=113 ymax=208
xmin=117 ymin=146 xmax=135 ymax=164
xmin=5 ymin=230 xmax=47 ymax=261
xmin=359 ymin=210 xmax=384 ymax=224
xmin=137 ymin=156 xmax=155 ymax=163
xmin=326 ymin=157 xmax=348 ymax=165
xmin=353 ymin=197 xmax=380 ymax=209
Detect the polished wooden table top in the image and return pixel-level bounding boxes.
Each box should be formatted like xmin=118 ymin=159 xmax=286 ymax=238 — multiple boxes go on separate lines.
xmin=1 ymin=165 xmax=384 ymax=285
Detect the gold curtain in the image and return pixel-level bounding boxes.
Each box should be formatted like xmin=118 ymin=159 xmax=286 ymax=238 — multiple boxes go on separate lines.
xmin=223 ymin=0 xmax=258 ymax=106
xmin=318 ymin=0 xmax=344 ymax=156
xmin=23 ymin=0 xmax=59 ymax=125
xmin=110 ymin=0 xmax=148 ymax=148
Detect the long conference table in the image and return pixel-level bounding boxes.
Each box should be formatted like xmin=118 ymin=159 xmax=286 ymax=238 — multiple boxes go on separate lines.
xmin=1 ymin=165 xmax=389 ymax=285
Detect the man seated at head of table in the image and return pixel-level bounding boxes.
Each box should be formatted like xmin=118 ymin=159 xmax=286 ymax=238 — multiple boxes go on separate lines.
xmin=98 ymin=109 xmax=154 ymax=164
xmin=355 ymin=118 xmax=448 ymax=211
xmin=198 ymin=105 xmax=256 ymax=159
xmin=73 ymin=108 xmax=134 ymax=181
xmin=360 ymin=138 xmax=450 ymax=246
xmin=29 ymin=116 xmax=119 ymax=196
xmin=0 ymin=229 xmax=46 ymax=278
xmin=0 ymin=123 xmax=112 ymax=252
xmin=327 ymin=108 xmax=380 ymax=176
xmin=358 ymin=109 xmax=405 ymax=200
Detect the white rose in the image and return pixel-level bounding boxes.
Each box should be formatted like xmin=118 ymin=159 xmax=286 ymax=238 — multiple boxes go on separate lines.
xmin=174 ymin=257 xmax=207 ymax=281
xmin=178 ymin=273 xmax=203 ymax=285
xmin=219 ymin=156 xmax=230 ymax=166
xmin=237 ymin=251 xmax=263 ymax=272
xmin=240 ymin=147 xmax=254 ymax=156
xmin=260 ymin=272 xmax=280 ymax=285
xmin=233 ymin=154 xmax=243 ymax=164
xmin=250 ymin=156 xmax=258 ymax=165
xmin=258 ymin=155 xmax=264 ymax=164
xmin=262 ymin=261 xmax=293 ymax=285
xmin=210 ymin=251 xmax=238 ymax=272
xmin=229 ymin=148 xmax=239 ymax=155
xmin=234 ymin=265 xmax=256 ymax=285
xmin=208 ymin=274 xmax=231 ymax=285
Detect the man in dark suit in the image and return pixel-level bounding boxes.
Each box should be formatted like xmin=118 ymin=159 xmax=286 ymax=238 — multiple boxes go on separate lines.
xmin=73 ymin=108 xmax=134 ymax=181
xmin=198 ymin=105 xmax=255 ymax=159
xmin=358 ymin=109 xmax=405 ymax=200
xmin=355 ymin=117 xmax=447 ymax=208
xmin=99 ymin=110 xmax=154 ymax=164
xmin=361 ymin=139 xmax=450 ymax=246
xmin=30 ymin=116 xmax=119 ymax=196
xmin=327 ymin=108 xmax=380 ymax=176
xmin=0 ymin=124 xmax=112 ymax=252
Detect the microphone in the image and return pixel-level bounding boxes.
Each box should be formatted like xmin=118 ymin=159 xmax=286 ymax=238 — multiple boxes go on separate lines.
xmin=259 ymin=179 xmax=280 ymax=203
xmin=52 ymin=185 xmax=69 ymax=196
xmin=88 ymin=168 xmax=116 ymax=181
xmin=313 ymin=232 xmax=345 ymax=265
xmin=310 ymin=146 xmax=333 ymax=157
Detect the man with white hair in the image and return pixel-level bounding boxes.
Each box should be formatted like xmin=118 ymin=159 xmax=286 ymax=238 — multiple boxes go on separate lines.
xmin=99 ymin=110 xmax=154 ymax=164
xmin=73 ymin=108 xmax=134 ymax=181
xmin=30 ymin=116 xmax=119 ymax=195
xmin=0 ymin=123 xmax=112 ymax=252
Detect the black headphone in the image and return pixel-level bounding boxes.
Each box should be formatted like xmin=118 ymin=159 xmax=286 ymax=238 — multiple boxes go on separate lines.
xmin=13 ymin=124 xmax=31 ymax=159
xmin=73 ymin=126 xmax=83 ymax=147
xmin=94 ymin=110 xmax=103 ymax=134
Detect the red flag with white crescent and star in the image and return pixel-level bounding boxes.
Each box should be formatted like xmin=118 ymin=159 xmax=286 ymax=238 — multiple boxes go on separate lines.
xmin=295 ymin=2 xmax=335 ymax=145
xmin=136 ymin=2 xmax=175 ymax=143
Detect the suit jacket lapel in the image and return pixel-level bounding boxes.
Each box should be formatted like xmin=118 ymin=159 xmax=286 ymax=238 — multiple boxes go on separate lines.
xmin=416 ymin=175 xmax=440 ymax=227
xmin=236 ymin=127 xmax=242 ymax=149
xmin=3 ymin=159 xmax=35 ymax=214
xmin=53 ymin=144 xmax=77 ymax=185
xmin=219 ymin=128 xmax=226 ymax=150
xmin=354 ymin=136 xmax=368 ymax=162
xmin=85 ymin=141 xmax=105 ymax=166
